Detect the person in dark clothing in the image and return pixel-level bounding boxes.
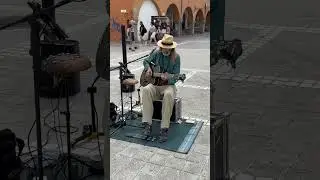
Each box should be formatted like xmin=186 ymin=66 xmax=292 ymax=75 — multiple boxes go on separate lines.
xmin=139 ymin=21 xmax=147 ymax=45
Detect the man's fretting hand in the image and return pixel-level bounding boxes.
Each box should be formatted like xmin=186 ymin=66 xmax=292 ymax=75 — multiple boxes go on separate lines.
xmin=161 ymin=72 xmax=168 ymax=80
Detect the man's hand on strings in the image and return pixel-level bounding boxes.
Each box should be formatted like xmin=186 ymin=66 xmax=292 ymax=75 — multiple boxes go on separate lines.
xmin=161 ymin=72 xmax=168 ymax=80
xmin=146 ymin=67 xmax=152 ymax=77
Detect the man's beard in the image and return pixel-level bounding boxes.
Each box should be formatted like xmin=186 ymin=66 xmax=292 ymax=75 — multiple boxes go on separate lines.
xmin=162 ymin=51 xmax=171 ymax=56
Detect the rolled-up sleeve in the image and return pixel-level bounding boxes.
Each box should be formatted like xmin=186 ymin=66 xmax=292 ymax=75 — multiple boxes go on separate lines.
xmin=143 ymin=51 xmax=157 ymax=70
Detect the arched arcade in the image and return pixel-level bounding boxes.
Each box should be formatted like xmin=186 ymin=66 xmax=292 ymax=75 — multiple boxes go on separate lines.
xmin=194 ymin=9 xmax=205 ymax=33
xmin=165 ymin=3 xmax=180 ymax=35
xmin=137 ymin=0 xmax=160 ymax=41
xmin=182 ymin=7 xmax=193 ymax=35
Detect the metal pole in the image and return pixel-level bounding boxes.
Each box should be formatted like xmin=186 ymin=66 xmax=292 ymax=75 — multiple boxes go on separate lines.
xmin=42 ymin=0 xmax=55 ymax=21
xmin=211 ymin=0 xmax=225 ymax=41
xmin=42 ymin=0 xmax=56 ymax=40
xmin=121 ymin=25 xmax=128 ymax=68
xmin=211 ymin=1 xmax=226 ymax=179
xmin=29 ymin=16 xmax=44 ymax=180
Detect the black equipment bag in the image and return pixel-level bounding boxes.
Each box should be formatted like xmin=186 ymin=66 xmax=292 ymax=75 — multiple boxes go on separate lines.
xmin=0 ymin=129 xmax=25 ymax=180
xmin=110 ymin=102 xmax=118 ymax=126
xmin=221 ymin=38 xmax=243 ymax=69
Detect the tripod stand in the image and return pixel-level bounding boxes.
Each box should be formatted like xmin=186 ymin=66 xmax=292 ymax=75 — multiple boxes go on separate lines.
xmin=58 ymin=74 xmax=103 ymax=180
xmin=71 ymin=76 xmax=104 ymax=147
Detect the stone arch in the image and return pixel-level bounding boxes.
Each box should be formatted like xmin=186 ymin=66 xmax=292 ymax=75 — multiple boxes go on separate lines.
xmin=182 ymin=7 xmax=193 ymax=34
xmin=134 ymin=0 xmax=161 ymax=20
xmin=205 ymin=10 xmax=210 ymax=32
xmin=194 ymin=9 xmax=205 ymax=33
xmin=165 ymin=3 xmax=180 ymax=35
xmin=136 ymin=0 xmax=161 ymax=41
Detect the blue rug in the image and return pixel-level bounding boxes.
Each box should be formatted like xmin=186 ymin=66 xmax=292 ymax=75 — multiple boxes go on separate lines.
xmin=110 ymin=118 xmax=203 ymax=154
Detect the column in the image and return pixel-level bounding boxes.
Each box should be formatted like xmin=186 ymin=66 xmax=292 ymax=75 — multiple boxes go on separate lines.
xmin=176 ymin=22 xmax=181 ymax=36
xmin=201 ymin=20 xmax=206 ymax=33
xmin=191 ymin=22 xmax=195 ymax=34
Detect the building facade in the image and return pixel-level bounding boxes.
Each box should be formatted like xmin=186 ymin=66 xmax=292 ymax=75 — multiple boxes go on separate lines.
xmin=110 ymin=0 xmax=210 ymax=42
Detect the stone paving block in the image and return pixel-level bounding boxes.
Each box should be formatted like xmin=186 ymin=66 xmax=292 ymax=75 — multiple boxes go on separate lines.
xmin=186 ymin=151 xmax=209 ymax=164
xmin=154 ymin=167 xmax=180 ymax=180
xmin=272 ymin=80 xmax=283 ymax=85
xmin=300 ymin=83 xmax=313 ymax=88
xmin=200 ymin=162 xmax=210 ymax=178
xmin=197 ymin=176 xmax=210 ymax=180
xmin=256 ymin=177 xmax=274 ymax=180
xmin=263 ymin=76 xmax=277 ymax=80
xmin=111 ymin=154 xmax=133 ymax=177
xmin=193 ymin=144 xmax=210 ymax=156
xmin=219 ymin=75 xmax=234 ymax=80
xmin=193 ymin=134 xmax=210 ymax=145
xmin=133 ymin=163 xmax=164 ymax=180
xmin=302 ymin=80 xmax=317 ymax=84
xmin=251 ymin=75 xmax=263 ymax=79
xmin=260 ymin=79 xmax=273 ymax=84
xmin=164 ymin=155 xmax=188 ymax=170
xmin=110 ymin=142 xmax=128 ymax=155
xmin=312 ymin=83 xmax=320 ymax=88
xmin=113 ymin=158 xmax=146 ymax=180
xmin=247 ymin=77 xmax=262 ymax=82
xmin=177 ymin=171 xmax=200 ymax=180
xmin=234 ymin=173 xmax=255 ymax=180
xmin=238 ymin=74 xmax=250 ymax=78
xmin=183 ymin=161 xmax=204 ymax=175
xmin=153 ymin=148 xmax=173 ymax=155
xmin=132 ymin=149 xmax=155 ymax=161
xmin=232 ymin=76 xmax=247 ymax=81
xmin=275 ymin=77 xmax=289 ymax=81
xmin=283 ymin=81 xmax=300 ymax=87
xmin=149 ymin=153 xmax=168 ymax=166
xmin=118 ymin=146 xmax=143 ymax=158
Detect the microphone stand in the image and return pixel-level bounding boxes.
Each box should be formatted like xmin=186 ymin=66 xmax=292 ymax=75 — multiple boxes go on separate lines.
xmin=0 ymin=1 xmax=87 ymax=180
xmin=109 ymin=52 xmax=152 ymax=135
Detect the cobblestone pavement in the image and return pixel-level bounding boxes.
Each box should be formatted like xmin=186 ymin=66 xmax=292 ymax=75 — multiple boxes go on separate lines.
xmin=214 ymin=1 xmax=320 ymax=179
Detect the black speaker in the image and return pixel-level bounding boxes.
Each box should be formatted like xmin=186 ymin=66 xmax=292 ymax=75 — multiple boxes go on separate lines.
xmin=211 ymin=112 xmax=230 ymax=180
xmin=39 ymin=40 xmax=81 ymax=98
xmin=152 ymin=97 xmax=181 ymax=122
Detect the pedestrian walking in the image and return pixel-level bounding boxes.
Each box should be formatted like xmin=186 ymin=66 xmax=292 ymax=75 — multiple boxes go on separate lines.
xmin=139 ymin=21 xmax=147 ymax=45
xmin=149 ymin=22 xmax=157 ymax=45
xmin=128 ymin=20 xmax=138 ymax=51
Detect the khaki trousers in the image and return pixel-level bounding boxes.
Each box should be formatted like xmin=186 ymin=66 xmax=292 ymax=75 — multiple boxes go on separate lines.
xmin=141 ymin=84 xmax=176 ymax=129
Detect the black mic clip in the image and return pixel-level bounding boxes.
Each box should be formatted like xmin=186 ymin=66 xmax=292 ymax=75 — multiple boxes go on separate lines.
xmin=119 ymin=62 xmax=132 ymax=74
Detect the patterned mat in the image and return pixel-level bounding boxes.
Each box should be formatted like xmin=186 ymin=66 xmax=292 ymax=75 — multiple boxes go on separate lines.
xmin=110 ymin=117 xmax=203 ymax=154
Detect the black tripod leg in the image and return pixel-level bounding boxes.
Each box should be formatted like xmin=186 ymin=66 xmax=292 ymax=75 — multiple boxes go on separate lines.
xmin=62 ymin=81 xmax=72 ymax=180
xmin=71 ymin=86 xmax=104 ymax=148
xmin=136 ymin=88 xmax=141 ymax=105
